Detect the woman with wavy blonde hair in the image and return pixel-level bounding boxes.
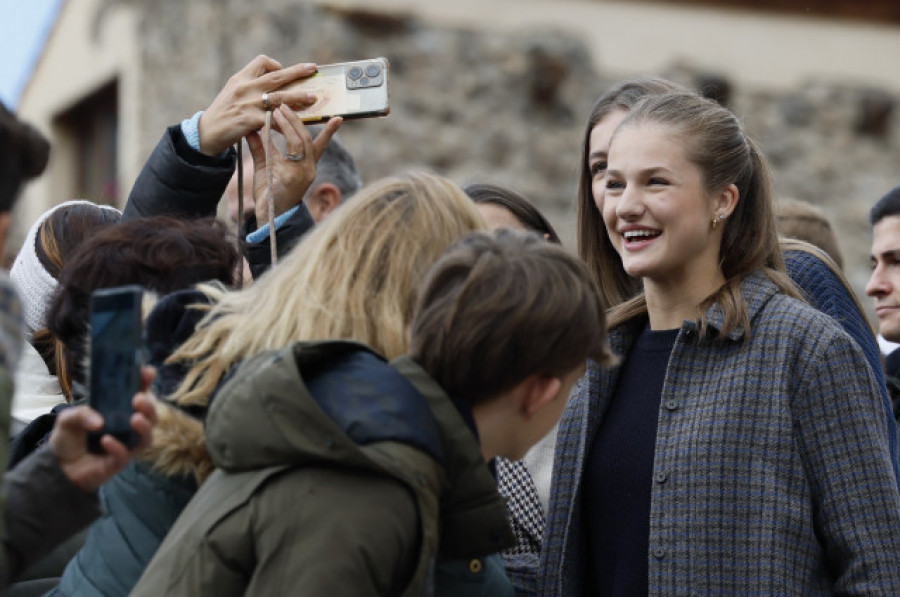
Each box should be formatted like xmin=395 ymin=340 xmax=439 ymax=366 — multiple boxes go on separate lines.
xmin=169 ymin=170 xmax=486 ymax=408
xmin=46 ymin=171 xmax=486 ymax=597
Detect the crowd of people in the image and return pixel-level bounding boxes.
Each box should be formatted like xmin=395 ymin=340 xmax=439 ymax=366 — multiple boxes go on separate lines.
xmin=1 ymin=52 xmax=899 ymax=596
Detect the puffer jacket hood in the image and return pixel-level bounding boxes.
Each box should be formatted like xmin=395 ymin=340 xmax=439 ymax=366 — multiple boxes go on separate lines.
xmin=206 ymin=340 xmax=515 ymax=560
xmin=129 ymin=340 xmax=515 ymax=597
xmin=206 ymin=341 xmax=443 ymax=473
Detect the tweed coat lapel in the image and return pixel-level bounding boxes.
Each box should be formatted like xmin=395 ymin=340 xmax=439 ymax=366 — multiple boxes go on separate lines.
xmin=542 ymin=273 xmax=776 ymax=595
xmin=541 ymin=315 xmax=645 ymax=596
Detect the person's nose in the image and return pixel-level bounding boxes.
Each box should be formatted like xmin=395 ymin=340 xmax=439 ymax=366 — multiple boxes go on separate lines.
xmin=615 ymin=184 xmax=644 ymax=221
xmin=866 ymin=263 xmax=890 ymax=298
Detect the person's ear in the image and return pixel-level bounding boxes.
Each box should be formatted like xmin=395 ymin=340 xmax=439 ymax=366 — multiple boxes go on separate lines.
xmin=519 ymin=374 xmax=562 ymax=420
xmin=714 ymin=183 xmax=740 ymax=220
xmin=306 ymin=182 xmax=341 ymax=223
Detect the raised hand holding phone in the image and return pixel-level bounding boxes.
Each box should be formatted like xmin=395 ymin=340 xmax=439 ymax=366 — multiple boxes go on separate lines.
xmin=245 ymin=105 xmax=342 ymax=225
xmin=52 ymin=368 xmax=156 ymax=492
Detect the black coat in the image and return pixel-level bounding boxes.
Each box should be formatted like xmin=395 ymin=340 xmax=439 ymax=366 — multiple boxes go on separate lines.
xmin=123 ymin=125 xmax=315 ymax=278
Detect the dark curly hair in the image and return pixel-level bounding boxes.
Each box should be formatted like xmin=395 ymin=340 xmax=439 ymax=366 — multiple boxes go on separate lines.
xmin=46 ymin=216 xmax=240 ymax=398
xmin=0 ymin=102 xmax=50 ymax=213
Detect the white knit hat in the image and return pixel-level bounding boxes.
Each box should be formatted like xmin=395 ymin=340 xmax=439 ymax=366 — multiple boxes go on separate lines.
xmin=10 ymin=200 xmax=121 ymax=337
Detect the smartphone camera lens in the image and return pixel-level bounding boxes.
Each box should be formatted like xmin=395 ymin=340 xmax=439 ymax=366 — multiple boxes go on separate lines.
xmin=359 ymin=77 xmax=370 ymax=86
xmin=365 ymin=64 xmax=381 ymax=78
xmin=348 ymin=66 xmax=363 ymax=80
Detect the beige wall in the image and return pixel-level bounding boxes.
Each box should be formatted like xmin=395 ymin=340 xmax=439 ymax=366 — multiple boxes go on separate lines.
xmin=321 ymin=0 xmax=900 ymax=93
xmin=13 ymin=0 xmax=139 ymax=247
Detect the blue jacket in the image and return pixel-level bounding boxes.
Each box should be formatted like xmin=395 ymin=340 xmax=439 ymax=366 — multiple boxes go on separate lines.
xmin=536 ymin=272 xmax=900 ymax=596
xmin=51 ymin=290 xmax=211 ymax=597
xmin=52 ymin=463 xmax=196 ymax=597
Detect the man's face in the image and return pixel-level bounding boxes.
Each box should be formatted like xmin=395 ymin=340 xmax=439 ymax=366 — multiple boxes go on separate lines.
xmin=866 ymin=214 xmax=900 ymax=342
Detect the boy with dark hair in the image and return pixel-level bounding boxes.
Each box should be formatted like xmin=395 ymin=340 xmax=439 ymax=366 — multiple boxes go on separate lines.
xmin=131 ymin=228 xmax=614 ymax=597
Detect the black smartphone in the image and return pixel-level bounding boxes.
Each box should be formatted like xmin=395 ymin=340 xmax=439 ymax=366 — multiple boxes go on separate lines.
xmin=87 ymin=285 xmax=144 ymax=454
xmin=282 ymin=57 xmax=390 ymax=122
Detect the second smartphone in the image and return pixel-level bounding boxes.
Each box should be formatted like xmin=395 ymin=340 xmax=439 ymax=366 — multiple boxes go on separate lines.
xmin=87 ymin=285 xmax=144 ymax=453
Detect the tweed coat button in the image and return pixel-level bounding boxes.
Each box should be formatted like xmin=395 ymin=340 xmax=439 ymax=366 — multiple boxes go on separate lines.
xmin=665 ymin=399 xmax=679 ymax=411
xmin=652 ymin=547 xmax=666 ymax=559
xmin=654 ymin=471 xmax=668 ymax=484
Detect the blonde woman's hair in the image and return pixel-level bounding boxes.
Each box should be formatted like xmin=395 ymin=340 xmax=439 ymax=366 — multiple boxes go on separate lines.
xmin=168 ymin=171 xmax=486 ymax=407
xmin=776 ymin=198 xmax=844 ymax=269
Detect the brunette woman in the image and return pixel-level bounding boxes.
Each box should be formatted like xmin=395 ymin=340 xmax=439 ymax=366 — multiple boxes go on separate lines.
xmin=539 ymin=92 xmax=900 ymax=595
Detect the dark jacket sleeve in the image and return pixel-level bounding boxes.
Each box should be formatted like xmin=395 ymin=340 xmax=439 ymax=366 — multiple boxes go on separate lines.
xmin=241 ymin=205 xmax=316 ymax=279
xmin=1 ymin=446 xmax=101 ymax=587
xmin=122 ymin=125 xmax=235 ymax=222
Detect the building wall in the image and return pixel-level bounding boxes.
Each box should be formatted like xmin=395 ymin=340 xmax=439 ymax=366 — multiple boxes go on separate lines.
xmin=14 ymin=0 xmax=900 ymax=317
xmin=134 ymin=0 xmax=897 ymax=306
xmin=320 ymin=0 xmax=900 ymax=93
xmin=13 ymin=0 xmax=140 ymax=249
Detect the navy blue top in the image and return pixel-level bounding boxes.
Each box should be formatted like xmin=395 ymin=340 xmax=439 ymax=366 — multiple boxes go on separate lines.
xmin=582 ymin=325 xmax=678 ymax=597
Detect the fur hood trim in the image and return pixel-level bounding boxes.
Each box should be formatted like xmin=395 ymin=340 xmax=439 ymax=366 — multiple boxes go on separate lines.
xmin=136 ymin=289 xmax=217 ymax=484
xmin=138 ymin=394 xmax=212 ymax=484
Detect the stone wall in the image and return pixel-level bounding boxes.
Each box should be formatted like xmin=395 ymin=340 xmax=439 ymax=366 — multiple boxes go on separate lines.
xmin=134 ymin=0 xmax=898 ymax=310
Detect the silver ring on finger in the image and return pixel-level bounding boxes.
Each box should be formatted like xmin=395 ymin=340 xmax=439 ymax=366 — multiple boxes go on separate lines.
xmin=285 ymin=151 xmax=305 ymax=162
xmin=261 ymin=92 xmax=272 ymax=111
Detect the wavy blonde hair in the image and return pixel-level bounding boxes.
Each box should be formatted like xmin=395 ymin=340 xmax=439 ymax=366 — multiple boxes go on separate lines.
xmin=168 ymin=171 xmax=487 ymax=407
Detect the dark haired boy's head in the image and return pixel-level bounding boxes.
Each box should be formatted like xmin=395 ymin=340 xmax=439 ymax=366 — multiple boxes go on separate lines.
xmin=409 ymin=229 xmax=614 ymax=459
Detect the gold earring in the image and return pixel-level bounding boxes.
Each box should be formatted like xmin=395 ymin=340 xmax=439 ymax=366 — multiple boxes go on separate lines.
xmin=711 ymin=215 xmax=718 ymax=230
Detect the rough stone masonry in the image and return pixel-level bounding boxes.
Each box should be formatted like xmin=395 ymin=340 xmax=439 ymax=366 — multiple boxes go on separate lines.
xmin=132 ymin=0 xmax=898 ymax=312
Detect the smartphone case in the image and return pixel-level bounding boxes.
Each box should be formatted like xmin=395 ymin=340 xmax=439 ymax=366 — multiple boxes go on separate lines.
xmin=287 ymin=57 xmax=391 ymax=122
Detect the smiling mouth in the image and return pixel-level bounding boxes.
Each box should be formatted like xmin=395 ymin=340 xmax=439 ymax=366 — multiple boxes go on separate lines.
xmin=623 ymin=230 xmax=661 ymax=243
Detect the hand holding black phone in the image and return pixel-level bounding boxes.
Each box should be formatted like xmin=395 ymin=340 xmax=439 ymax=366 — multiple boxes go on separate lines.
xmin=87 ymin=285 xmax=144 ymax=454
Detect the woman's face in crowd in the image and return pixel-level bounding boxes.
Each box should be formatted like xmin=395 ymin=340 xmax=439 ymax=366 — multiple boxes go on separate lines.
xmin=475 ymin=202 xmax=527 ymax=232
xmin=475 ymin=203 xmax=552 ymax=241
xmin=601 ymin=122 xmax=722 ymax=287
xmin=587 ymin=108 xmax=628 ymax=213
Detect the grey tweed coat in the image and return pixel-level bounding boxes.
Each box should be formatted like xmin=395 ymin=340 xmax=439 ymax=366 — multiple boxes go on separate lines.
xmin=536 ymin=272 xmax=900 ymax=596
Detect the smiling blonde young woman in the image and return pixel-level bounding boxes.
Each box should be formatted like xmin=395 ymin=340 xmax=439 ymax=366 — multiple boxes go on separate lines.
xmin=533 ymin=92 xmax=900 ymax=596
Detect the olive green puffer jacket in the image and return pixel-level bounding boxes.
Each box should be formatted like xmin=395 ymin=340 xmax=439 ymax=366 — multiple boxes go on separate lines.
xmin=131 ymin=341 xmax=514 ymax=596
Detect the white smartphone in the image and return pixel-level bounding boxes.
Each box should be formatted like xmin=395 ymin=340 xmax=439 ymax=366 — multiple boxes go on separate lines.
xmin=282 ymin=57 xmax=391 ymax=122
